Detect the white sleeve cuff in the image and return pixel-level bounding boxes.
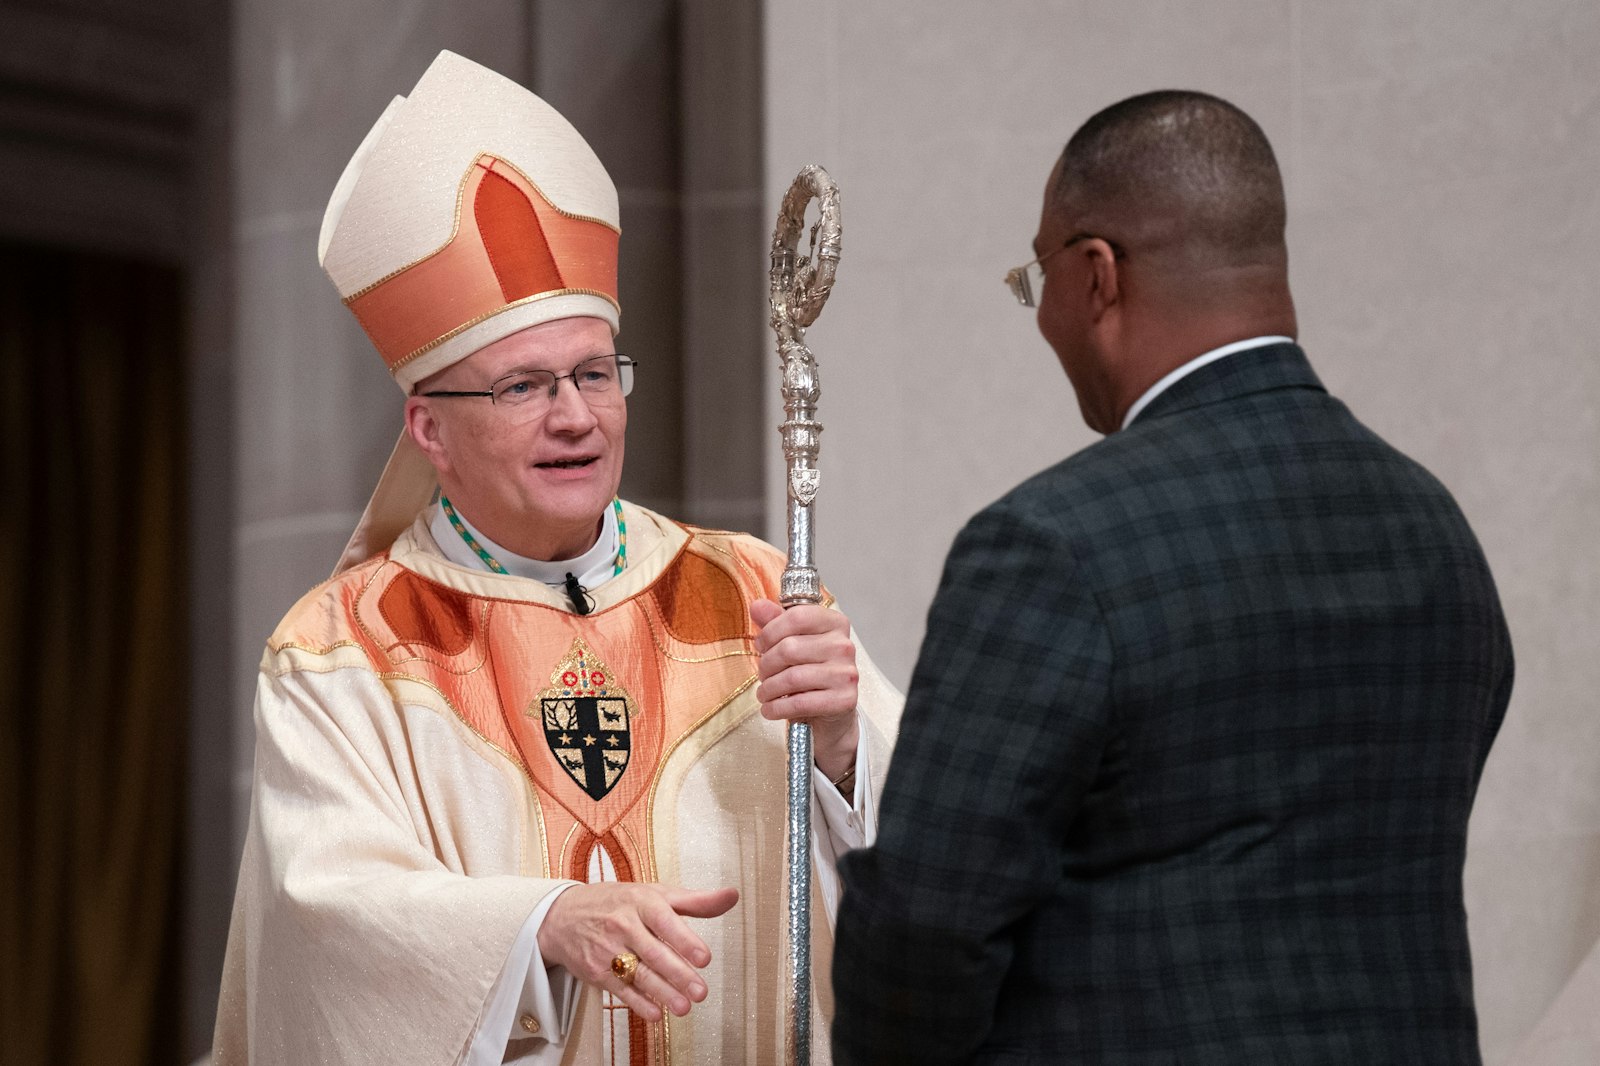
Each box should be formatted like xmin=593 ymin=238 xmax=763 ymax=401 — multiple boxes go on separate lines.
xmin=464 ymin=882 xmax=582 ymax=1066
xmin=810 ymin=716 xmax=877 ymax=926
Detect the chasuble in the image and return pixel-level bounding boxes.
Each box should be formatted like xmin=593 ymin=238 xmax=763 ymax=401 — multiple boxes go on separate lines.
xmin=213 ymin=502 xmax=901 ymax=1065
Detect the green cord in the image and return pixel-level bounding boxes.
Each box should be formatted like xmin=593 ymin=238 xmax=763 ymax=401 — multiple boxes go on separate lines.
xmin=439 ymin=496 xmax=626 ymax=577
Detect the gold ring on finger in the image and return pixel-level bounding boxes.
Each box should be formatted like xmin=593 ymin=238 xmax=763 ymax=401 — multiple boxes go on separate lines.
xmin=611 ymin=951 xmax=640 ymax=985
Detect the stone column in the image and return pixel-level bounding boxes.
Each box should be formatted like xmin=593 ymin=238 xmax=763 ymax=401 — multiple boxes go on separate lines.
xmin=682 ymin=0 xmax=768 ymax=535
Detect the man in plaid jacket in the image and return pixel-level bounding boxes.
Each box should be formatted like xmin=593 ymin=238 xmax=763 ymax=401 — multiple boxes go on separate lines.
xmin=831 ymin=90 xmax=1513 ymax=1065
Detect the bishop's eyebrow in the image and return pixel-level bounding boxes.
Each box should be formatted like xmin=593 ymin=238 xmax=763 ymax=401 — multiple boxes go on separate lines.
xmin=500 ymin=352 xmax=616 ymax=377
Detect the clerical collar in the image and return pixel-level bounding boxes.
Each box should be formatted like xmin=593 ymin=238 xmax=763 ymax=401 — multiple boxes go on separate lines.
xmin=1121 ymin=335 xmax=1295 ymax=429
xmin=428 ymin=497 xmax=622 ymax=590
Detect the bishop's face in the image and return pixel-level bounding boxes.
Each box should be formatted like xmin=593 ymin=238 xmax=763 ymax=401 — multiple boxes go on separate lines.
xmin=411 ymin=316 xmax=627 ymax=560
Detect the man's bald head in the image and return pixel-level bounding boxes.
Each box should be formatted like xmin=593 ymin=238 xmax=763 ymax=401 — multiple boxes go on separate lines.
xmin=1051 ymin=90 xmax=1286 ymax=274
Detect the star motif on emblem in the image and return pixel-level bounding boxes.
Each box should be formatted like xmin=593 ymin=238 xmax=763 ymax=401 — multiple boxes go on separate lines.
xmin=558 ymin=732 xmax=572 ymax=745
xmin=583 ymin=734 xmax=597 ymax=747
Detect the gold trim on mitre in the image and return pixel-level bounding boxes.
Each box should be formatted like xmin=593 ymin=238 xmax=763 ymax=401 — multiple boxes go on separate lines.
xmin=386 ymin=286 xmax=620 ymax=375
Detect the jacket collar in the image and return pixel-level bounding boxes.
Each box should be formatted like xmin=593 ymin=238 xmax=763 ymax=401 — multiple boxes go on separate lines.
xmin=1130 ymin=342 xmax=1323 ymax=426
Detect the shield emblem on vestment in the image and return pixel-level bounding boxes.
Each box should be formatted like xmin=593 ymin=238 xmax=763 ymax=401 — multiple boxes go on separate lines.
xmin=535 ymin=639 xmax=633 ymax=801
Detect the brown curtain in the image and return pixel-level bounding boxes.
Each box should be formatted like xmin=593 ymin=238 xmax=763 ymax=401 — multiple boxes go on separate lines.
xmin=0 ymin=242 xmax=187 ymax=1066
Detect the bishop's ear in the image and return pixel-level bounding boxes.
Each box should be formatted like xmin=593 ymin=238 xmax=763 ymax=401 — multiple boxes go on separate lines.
xmin=403 ymin=396 xmax=451 ymax=475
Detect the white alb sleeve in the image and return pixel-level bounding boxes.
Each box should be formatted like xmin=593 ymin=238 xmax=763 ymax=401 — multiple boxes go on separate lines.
xmin=463 ymin=884 xmax=582 ymax=1065
xmin=810 ymin=716 xmax=878 ymax=927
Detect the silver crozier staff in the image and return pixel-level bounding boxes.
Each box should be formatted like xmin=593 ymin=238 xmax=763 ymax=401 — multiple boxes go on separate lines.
xmin=768 ymin=163 xmax=842 ymax=1066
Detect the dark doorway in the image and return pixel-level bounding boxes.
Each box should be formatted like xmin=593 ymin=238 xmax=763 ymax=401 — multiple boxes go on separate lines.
xmin=0 ymin=240 xmax=189 ymax=1066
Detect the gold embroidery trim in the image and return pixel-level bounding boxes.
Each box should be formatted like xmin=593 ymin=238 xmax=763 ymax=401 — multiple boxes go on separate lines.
xmin=642 ymin=674 xmax=759 ymax=872
xmin=616 ymin=821 xmax=653 ymax=883
xmin=265 ymin=655 xmax=549 ymax=877
xmin=319 ymin=561 xmax=523 ymax=766
xmin=697 ymin=533 xmax=836 ymax=608
xmin=268 ymin=638 xmax=367 ymax=657
xmin=528 ymin=775 xmax=551 ymax=881
xmin=372 ymin=670 xmax=524 ymax=770
xmin=350 ymin=562 xmax=491 ymax=678
xmin=558 ymin=819 xmax=583 ymax=882
xmin=697 ymin=536 xmax=764 ymax=588
xmin=640 ymin=601 xmax=753 ymax=664
xmin=268 ymin=652 xmax=527 ymax=780
xmin=380 ymin=600 xmax=494 ymax=677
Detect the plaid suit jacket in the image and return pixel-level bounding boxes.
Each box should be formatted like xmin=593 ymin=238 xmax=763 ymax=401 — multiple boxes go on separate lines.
xmin=832 ymin=344 xmax=1513 ymax=1065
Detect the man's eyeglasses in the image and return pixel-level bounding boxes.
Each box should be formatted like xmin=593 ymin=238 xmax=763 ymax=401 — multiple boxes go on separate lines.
xmin=1003 ymin=233 xmax=1120 ymax=307
xmin=421 ymin=354 xmax=638 ymax=421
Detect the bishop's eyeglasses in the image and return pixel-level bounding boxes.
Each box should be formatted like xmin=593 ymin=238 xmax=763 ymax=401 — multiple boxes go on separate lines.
xmin=420 ymin=354 xmax=638 ymax=421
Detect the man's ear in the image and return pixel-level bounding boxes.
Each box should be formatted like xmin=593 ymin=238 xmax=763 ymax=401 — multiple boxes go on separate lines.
xmin=1085 ymin=238 xmax=1121 ymax=323
xmin=404 ymin=397 xmax=450 ymax=476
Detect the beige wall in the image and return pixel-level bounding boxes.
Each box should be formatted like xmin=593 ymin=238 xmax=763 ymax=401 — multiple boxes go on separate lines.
xmin=763 ymin=2 xmax=1600 ymax=1062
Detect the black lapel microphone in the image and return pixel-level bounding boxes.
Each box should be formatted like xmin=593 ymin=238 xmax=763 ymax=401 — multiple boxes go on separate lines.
xmin=563 ymin=572 xmax=595 ymax=616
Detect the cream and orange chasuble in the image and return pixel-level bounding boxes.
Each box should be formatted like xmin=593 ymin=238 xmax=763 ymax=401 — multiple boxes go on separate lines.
xmin=213 ymin=503 xmax=902 ymax=1066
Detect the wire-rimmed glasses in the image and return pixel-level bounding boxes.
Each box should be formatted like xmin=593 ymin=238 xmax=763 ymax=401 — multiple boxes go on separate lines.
xmin=420 ymin=354 xmax=638 ymax=421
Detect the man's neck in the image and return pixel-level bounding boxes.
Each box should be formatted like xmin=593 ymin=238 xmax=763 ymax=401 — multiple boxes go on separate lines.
xmin=1112 ymin=300 xmax=1298 ymax=428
